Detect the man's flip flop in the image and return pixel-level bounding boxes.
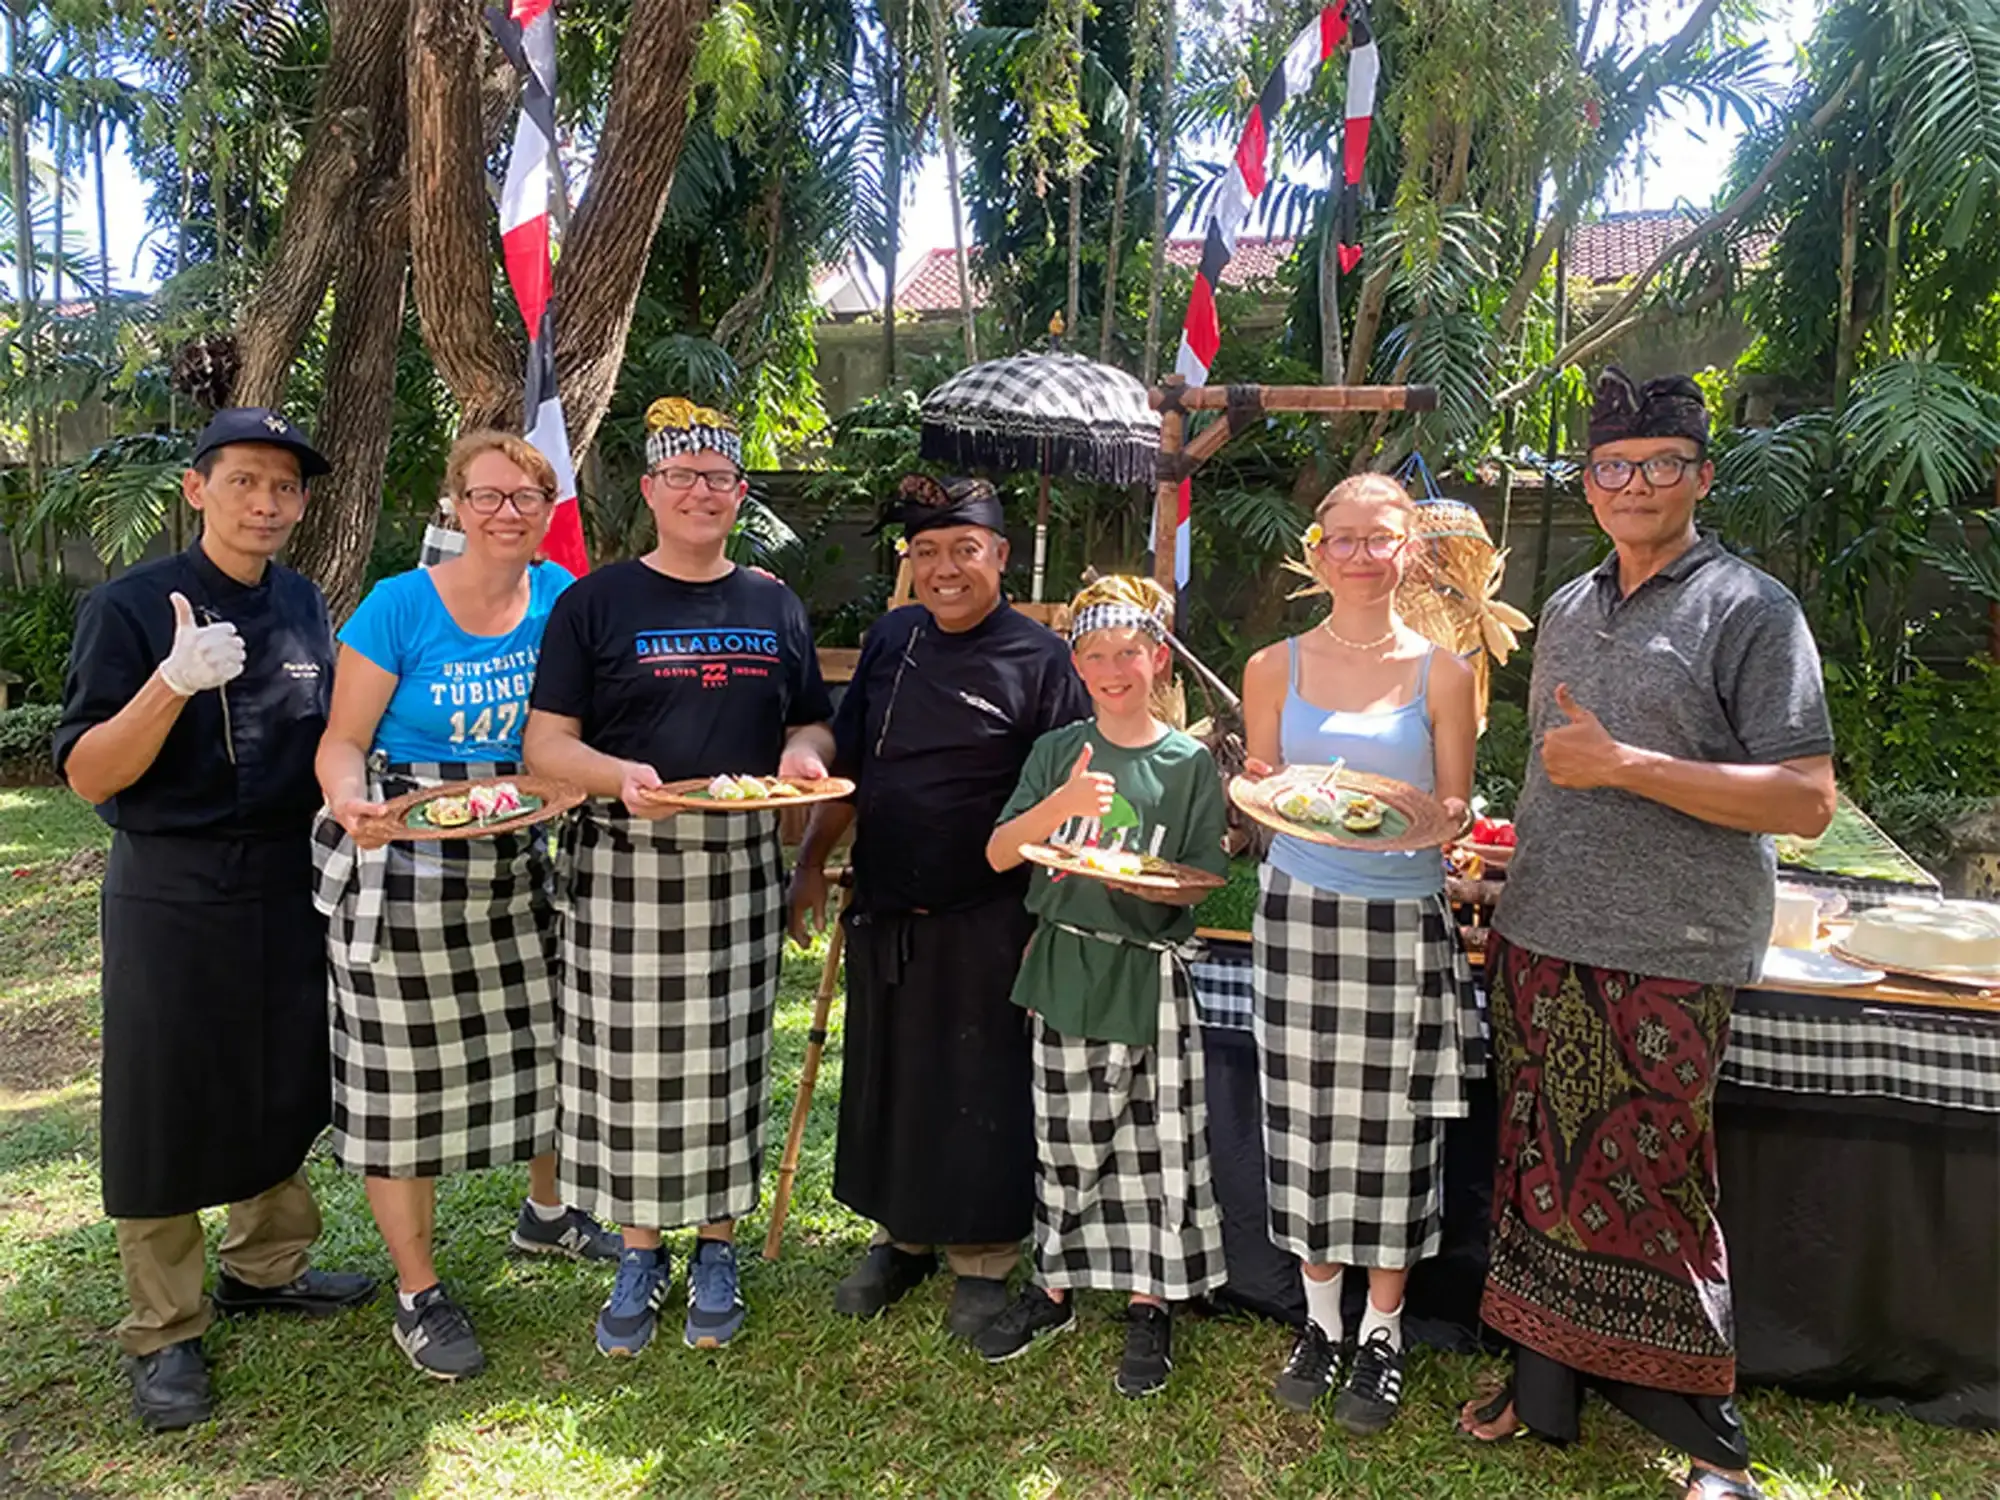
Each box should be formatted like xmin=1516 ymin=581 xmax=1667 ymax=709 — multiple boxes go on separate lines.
xmin=1456 ymin=1378 xmax=1525 ymax=1443
xmin=1684 ymin=1467 xmax=1763 ymax=1499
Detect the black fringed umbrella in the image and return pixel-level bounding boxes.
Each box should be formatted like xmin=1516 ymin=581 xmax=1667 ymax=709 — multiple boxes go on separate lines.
xmin=919 ymin=349 xmax=1161 ymax=600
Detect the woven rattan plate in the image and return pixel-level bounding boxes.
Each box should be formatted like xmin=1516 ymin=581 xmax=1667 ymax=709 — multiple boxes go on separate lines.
xmin=1231 ymin=766 xmax=1470 ymax=854
xmin=636 ymin=775 xmax=857 ymax=813
xmin=361 ymin=775 xmax=586 ymax=843
xmin=1020 ymin=842 xmax=1228 ymax=905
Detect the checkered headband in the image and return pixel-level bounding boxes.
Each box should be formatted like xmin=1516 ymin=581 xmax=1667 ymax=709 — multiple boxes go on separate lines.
xmin=645 ymin=396 xmax=743 ymax=468
xmin=1070 ymin=600 xmax=1168 ymax=645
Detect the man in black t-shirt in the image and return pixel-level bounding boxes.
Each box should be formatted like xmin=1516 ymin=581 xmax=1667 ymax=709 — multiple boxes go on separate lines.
xmin=526 ymin=398 xmax=834 ymax=1358
xmin=790 ymin=475 xmax=1090 ymax=1340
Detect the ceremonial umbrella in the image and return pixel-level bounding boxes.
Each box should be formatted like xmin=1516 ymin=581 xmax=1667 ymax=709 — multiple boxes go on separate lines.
xmin=919 ymin=348 xmax=1161 ymax=600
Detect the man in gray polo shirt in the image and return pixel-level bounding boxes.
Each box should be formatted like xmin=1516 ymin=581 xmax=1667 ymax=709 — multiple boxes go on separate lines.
xmin=1460 ymin=368 xmax=1836 ymax=1500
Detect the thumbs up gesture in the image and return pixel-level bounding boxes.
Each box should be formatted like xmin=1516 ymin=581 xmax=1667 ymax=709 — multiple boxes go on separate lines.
xmin=157 ymin=591 xmax=247 ymax=697
xmin=1540 ymin=683 xmax=1626 ymax=790
xmin=1051 ymin=741 xmax=1118 ymax=823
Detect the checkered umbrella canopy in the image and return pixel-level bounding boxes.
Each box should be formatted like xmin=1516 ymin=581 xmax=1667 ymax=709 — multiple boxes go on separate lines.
xmin=919 ymin=351 xmax=1161 ymax=486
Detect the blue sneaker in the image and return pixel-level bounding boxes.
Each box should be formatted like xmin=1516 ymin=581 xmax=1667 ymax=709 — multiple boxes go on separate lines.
xmin=595 ymin=1248 xmax=671 ymax=1357
xmin=511 ymin=1201 xmax=623 ymax=1262
xmin=684 ymin=1239 xmax=747 ymax=1348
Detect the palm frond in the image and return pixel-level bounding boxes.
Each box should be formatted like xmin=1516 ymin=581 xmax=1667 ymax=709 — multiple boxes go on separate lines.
xmin=1890 ymin=13 xmax=2000 ymax=247
xmin=1913 ymin=508 xmax=2000 ymax=604
xmin=1842 ymin=357 xmax=2000 ymax=510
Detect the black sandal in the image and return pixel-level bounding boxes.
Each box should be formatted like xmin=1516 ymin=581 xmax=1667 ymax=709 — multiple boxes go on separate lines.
xmin=1684 ymin=1466 xmax=1762 ymax=1499
xmin=1456 ymin=1377 xmax=1524 ymax=1442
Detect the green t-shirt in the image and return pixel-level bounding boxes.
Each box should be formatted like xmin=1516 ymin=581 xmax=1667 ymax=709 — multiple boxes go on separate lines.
xmin=998 ymin=721 xmax=1230 ymax=1047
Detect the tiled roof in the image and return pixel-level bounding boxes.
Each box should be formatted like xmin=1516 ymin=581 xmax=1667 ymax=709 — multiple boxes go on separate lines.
xmin=836 ymin=212 xmax=1762 ymax=316
xmin=1568 ymin=211 xmax=1774 ymax=284
xmin=890 ymin=236 xmax=1299 ymax=314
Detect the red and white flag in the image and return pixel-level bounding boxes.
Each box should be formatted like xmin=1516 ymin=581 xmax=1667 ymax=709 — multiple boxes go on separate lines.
xmin=488 ymin=0 xmax=590 ymax=578
xmin=1163 ymin=1 xmax=1377 ymax=590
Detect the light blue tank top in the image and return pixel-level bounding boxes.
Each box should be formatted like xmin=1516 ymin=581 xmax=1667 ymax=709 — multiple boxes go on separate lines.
xmin=1267 ymin=636 xmax=1444 ymax=898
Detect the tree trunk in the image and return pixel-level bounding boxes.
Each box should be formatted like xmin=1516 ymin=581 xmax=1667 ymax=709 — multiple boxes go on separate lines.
xmin=287 ymin=181 xmax=410 ymax=622
xmin=1834 ymin=165 xmax=1858 ymax=400
xmin=549 ymin=0 xmax=711 ymax=462
xmin=234 ymin=0 xmax=409 ymax=407
xmin=1317 ymin=194 xmax=1342 ymax=384
xmin=882 ymin=64 xmax=903 ymax=384
xmin=8 ymin=7 xmax=40 ymax=526
xmin=1063 ymin=0 xmax=1085 ymax=345
xmin=1099 ymin=0 xmax=1147 ymax=364
xmin=406 ymin=0 xmax=517 ymax=429
xmin=93 ymin=104 xmax=109 ymax=310
xmin=925 ymin=0 xmax=976 ymax=364
xmin=1140 ymin=0 xmax=1175 ymax=384
xmin=1532 ymin=237 xmax=1568 ymax=605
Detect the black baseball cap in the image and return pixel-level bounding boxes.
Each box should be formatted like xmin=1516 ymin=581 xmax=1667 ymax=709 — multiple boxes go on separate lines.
xmin=190 ymin=407 xmax=332 ymax=479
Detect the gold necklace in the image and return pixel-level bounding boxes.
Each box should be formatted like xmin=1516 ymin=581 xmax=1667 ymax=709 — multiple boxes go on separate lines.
xmin=1320 ymin=616 xmax=1397 ymax=651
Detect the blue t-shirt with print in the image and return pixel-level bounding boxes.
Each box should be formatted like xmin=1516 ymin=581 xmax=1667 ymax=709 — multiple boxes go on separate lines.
xmin=339 ymin=562 xmax=574 ymax=764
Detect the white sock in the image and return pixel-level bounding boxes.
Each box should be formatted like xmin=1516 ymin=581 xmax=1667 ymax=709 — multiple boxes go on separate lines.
xmin=1359 ymin=1297 xmax=1405 ymax=1353
xmin=1302 ymin=1268 xmax=1344 ymax=1343
xmin=527 ymin=1197 xmax=567 ymax=1221
xmin=397 ymin=1283 xmax=437 ymax=1312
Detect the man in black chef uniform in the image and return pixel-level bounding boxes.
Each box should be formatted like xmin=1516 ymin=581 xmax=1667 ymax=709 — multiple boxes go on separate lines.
xmin=789 ymin=475 xmax=1089 ymax=1338
xmin=54 ymin=408 xmax=376 ymax=1432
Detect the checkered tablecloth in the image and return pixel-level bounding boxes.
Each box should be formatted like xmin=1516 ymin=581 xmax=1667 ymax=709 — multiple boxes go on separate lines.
xmin=1187 ymin=941 xmax=2000 ymax=1114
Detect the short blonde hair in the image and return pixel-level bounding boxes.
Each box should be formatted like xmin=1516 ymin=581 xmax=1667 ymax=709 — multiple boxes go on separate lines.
xmin=444 ymin=429 xmax=559 ymax=499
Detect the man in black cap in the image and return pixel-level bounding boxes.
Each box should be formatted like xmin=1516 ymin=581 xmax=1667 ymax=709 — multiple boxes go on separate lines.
xmin=1460 ymin=369 xmax=1835 ymax=1500
xmin=55 ymin=408 xmax=376 ymax=1432
xmin=788 ymin=475 xmax=1089 ymax=1337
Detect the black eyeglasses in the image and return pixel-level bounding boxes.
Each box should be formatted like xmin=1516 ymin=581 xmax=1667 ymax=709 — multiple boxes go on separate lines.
xmin=459 ymin=486 xmax=554 ymax=516
xmin=650 ymin=467 xmax=744 ymax=493
xmin=1589 ymin=455 xmax=1702 ymax=491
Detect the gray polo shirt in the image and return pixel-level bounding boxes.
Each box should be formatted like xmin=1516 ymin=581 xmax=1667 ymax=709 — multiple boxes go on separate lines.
xmin=1492 ymin=533 xmax=1834 ymax=985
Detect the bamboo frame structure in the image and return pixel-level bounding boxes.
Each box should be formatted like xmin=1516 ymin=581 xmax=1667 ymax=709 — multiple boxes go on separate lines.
xmin=1148 ymin=375 xmax=1438 ymax=604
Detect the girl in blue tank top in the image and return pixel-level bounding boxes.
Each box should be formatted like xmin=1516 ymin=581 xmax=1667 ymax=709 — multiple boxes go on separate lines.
xmin=1239 ymin=473 xmax=1481 ymax=1436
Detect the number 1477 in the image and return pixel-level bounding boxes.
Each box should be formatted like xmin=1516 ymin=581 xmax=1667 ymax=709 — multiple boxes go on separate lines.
xmin=449 ymin=702 xmax=522 ymax=744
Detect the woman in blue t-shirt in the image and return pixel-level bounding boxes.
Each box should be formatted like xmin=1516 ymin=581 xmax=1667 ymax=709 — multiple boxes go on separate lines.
xmin=311 ymin=431 xmax=617 ymax=1382
xmin=1239 ymin=473 xmax=1482 ymax=1436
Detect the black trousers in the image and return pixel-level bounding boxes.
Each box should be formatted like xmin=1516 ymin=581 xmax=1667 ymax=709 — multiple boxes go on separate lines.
xmin=1515 ymin=1346 xmax=1751 ymax=1472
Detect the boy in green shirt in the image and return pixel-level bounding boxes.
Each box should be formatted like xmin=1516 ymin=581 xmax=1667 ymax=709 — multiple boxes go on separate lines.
xmin=978 ymin=576 xmax=1231 ymax=1397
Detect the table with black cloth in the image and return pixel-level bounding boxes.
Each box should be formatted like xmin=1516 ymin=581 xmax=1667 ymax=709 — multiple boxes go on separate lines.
xmin=1187 ymin=939 xmax=2000 ymax=1431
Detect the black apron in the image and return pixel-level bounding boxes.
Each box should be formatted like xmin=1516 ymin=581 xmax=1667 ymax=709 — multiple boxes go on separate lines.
xmin=832 ymin=894 xmax=1037 ymax=1245
xmin=100 ymin=831 xmax=329 ymax=1217
xmin=88 ymin=549 xmax=333 ymax=1220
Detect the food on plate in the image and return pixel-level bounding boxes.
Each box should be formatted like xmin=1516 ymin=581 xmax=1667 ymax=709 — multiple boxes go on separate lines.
xmin=1470 ymin=814 xmax=1516 ymax=848
xmin=1445 ymin=845 xmax=1485 ymax=880
xmin=467 ymin=781 xmax=525 ymax=822
xmin=424 ymin=794 xmax=472 ymax=828
xmin=1840 ymin=900 xmax=2000 ymax=976
xmin=1073 ymin=846 xmax=1148 ymax=878
xmin=698 ymin=774 xmax=813 ymax=802
xmin=1275 ymin=786 xmax=1341 ymax=825
xmin=1339 ymin=792 xmax=1386 ymax=833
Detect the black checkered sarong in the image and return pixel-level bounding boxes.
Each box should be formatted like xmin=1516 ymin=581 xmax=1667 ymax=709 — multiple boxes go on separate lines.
xmin=555 ymin=801 xmax=783 ymax=1230
xmin=1030 ymin=934 xmax=1225 ymax=1301
xmin=1252 ymin=865 xmax=1478 ymax=1267
xmin=311 ymin=758 xmax=557 ymax=1178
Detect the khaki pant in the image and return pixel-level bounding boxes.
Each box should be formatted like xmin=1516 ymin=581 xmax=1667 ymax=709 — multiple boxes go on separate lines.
xmin=113 ymin=1172 xmax=320 ymax=1357
xmin=872 ymin=1224 xmax=1021 ymax=1281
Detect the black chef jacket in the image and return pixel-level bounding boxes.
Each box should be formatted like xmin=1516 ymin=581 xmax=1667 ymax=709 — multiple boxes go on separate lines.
xmin=832 ymin=601 xmax=1089 ymax=915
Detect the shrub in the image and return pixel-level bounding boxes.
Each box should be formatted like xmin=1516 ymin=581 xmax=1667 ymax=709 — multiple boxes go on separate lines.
xmin=0 ymin=703 xmax=62 ymax=783
xmin=0 ymin=580 xmax=78 ymax=705
xmin=1475 ymin=700 xmax=1531 ymax=811
xmin=1831 ymin=659 xmax=2000 ymax=800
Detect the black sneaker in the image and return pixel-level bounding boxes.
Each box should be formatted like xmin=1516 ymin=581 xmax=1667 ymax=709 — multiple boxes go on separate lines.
xmin=1115 ymin=1303 xmax=1173 ymax=1398
xmin=126 ymin=1338 xmax=212 ymax=1432
xmin=393 ymin=1284 xmax=487 ymax=1381
xmin=946 ymin=1274 xmax=1012 ymax=1340
xmin=510 ymin=1201 xmax=623 ymax=1261
xmin=972 ymin=1286 xmax=1075 ymax=1363
xmin=833 ymin=1243 xmax=938 ymax=1318
xmin=1333 ymin=1327 xmax=1406 ymax=1435
xmin=1272 ymin=1319 xmax=1340 ymax=1412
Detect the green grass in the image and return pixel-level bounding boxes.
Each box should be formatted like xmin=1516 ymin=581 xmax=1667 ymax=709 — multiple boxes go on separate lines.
xmin=1 ymin=786 xmax=1993 ymax=1498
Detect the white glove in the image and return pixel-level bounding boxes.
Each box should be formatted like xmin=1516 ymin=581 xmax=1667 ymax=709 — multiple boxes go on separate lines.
xmin=157 ymin=590 xmax=247 ymax=696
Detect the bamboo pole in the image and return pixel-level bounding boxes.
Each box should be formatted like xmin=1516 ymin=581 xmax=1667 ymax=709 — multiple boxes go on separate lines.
xmin=763 ymin=881 xmax=853 ymax=1262
xmin=1148 ymin=383 xmax=1437 ymax=413
xmin=1151 ymin=393 xmax=1184 ymax=604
